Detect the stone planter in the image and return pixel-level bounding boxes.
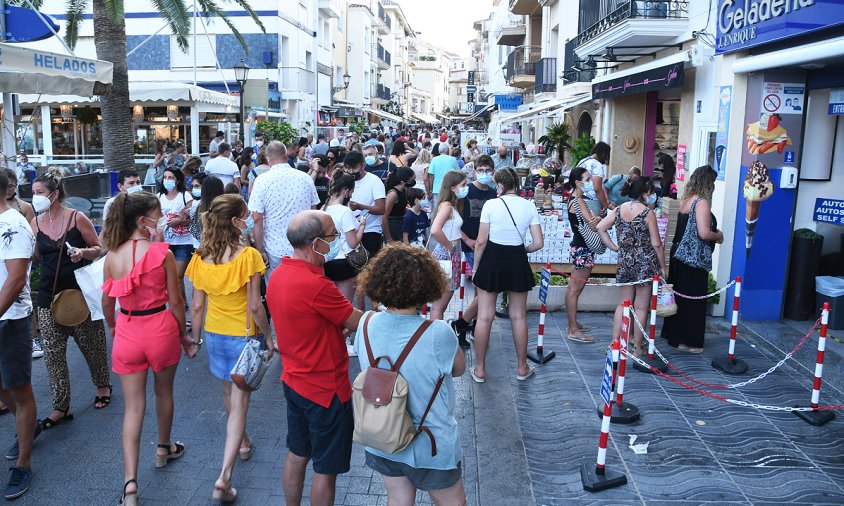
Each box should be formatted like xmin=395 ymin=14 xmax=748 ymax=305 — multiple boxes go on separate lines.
xmin=526 ymin=284 xmax=619 ymax=312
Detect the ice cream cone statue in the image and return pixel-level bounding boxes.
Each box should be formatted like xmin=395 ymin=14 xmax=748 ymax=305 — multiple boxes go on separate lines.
xmin=743 ymin=161 xmax=774 ymax=258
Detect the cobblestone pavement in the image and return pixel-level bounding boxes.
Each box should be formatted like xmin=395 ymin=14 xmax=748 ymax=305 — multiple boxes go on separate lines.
xmin=4 ymin=293 xmax=844 ymax=504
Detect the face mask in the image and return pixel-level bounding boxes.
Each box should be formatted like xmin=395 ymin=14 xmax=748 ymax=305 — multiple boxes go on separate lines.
xmin=126 ymin=185 xmax=144 ymax=195
xmin=145 ymin=216 xmax=167 ymax=233
xmin=163 ymin=180 xmax=177 ymax=192
xmin=364 ymin=155 xmax=377 ymax=166
xmin=476 ymin=172 xmax=493 ymax=186
xmin=242 ymin=215 xmax=254 ymax=236
xmin=314 ymin=235 xmax=342 ymax=262
xmin=456 ymin=186 xmax=469 ymax=199
xmin=255 ymin=140 xmax=264 ymax=147
xmin=32 ymin=195 xmax=51 ymax=214
xmin=406 ymin=180 xmax=416 ymax=188
xmin=582 ymin=181 xmax=594 ymax=194
xmin=646 ymin=193 xmax=657 ymax=206
xmin=191 ymin=188 xmax=202 ymax=199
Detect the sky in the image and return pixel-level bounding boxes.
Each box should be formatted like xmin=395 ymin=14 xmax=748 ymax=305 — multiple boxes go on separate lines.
xmin=398 ymin=0 xmax=490 ymax=59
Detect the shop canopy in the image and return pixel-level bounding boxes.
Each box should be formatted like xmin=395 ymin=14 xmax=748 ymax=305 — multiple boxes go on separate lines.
xmin=504 ymin=93 xmax=592 ymax=123
xmin=0 ymin=43 xmax=113 ymax=96
xmin=363 ymin=107 xmax=403 ymax=123
xmin=464 ymin=103 xmax=497 ymax=122
xmin=409 ymin=111 xmax=438 ymax=124
xmin=18 ymin=81 xmax=238 ymax=108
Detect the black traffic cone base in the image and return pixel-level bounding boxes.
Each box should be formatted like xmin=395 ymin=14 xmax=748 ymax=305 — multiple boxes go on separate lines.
xmin=794 ymin=408 xmax=835 ymax=426
xmin=712 ymin=356 xmax=748 ymax=375
xmin=633 ymin=355 xmax=668 ymax=373
xmin=581 ymin=461 xmax=627 ymax=492
xmin=527 ymin=348 xmax=556 ymax=364
xmin=596 ymin=401 xmax=640 ymax=424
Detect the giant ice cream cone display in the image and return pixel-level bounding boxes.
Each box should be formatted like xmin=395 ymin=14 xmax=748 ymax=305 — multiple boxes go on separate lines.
xmin=742 ymin=161 xmax=774 ymax=258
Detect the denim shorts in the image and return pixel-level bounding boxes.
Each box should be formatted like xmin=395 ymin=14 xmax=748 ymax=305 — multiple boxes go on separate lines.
xmin=205 ymin=331 xmax=257 ymax=382
xmin=169 ymin=244 xmax=195 ymax=262
xmin=365 ymin=452 xmax=462 ymax=491
xmin=0 ymin=316 xmax=33 ymax=390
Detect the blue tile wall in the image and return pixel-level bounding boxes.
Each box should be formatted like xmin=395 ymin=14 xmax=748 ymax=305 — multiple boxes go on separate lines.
xmin=216 ymin=33 xmax=279 ymax=69
xmin=126 ymin=35 xmax=171 ymax=70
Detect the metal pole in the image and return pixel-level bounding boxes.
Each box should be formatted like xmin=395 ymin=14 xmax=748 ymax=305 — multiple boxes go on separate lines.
xmin=239 ymin=87 xmax=245 ymax=144
xmin=193 ymin=0 xmax=197 ymax=87
xmin=1 ymin=1 xmax=18 ymax=173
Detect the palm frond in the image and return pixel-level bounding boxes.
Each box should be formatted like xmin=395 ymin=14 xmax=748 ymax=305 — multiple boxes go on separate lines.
xmin=104 ymin=0 xmax=125 ymax=23
xmin=150 ymin=0 xmax=192 ymax=52
xmin=63 ymin=0 xmax=89 ymax=49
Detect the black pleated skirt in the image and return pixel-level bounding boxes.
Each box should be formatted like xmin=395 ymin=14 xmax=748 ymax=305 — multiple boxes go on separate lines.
xmin=473 ymin=241 xmax=535 ymax=293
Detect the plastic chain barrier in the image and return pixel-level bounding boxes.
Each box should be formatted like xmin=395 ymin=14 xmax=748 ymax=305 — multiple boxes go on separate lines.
xmin=629 ymin=309 xmax=822 ymax=390
xmin=621 ymin=346 xmax=844 ymax=412
xmin=550 ymin=269 xmax=658 ymax=287
xmin=662 ymin=277 xmax=737 ymax=300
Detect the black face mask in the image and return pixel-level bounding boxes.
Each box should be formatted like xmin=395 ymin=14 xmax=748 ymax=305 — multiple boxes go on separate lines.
xmin=406 ymin=180 xmax=416 ymax=188
xmin=354 ymin=170 xmax=364 ymax=181
xmin=342 ymin=195 xmax=351 ymax=206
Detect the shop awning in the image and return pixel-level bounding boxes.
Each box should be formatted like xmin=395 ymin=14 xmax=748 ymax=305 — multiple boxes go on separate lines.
xmin=409 ymin=112 xmax=438 ymax=124
xmin=591 ymin=51 xmax=690 ymax=100
xmin=363 ymin=107 xmax=403 ymax=123
xmin=464 ymin=103 xmax=497 ymax=122
xmin=17 ymin=81 xmax=238 ymax=107
xmin=732 ymin=35 xmax=844 ymax=74
xmin=505 ymin=93 xmax=591 ymax=122
xmin=0 ymin=43 xmax=113 ymax=96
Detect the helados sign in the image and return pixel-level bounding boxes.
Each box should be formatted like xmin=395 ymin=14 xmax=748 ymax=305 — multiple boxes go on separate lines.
xmin=716 ymin=0 xmax=830 ymax=52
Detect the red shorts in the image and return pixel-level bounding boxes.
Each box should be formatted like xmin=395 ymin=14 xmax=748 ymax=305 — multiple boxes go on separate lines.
xmin=111 ymin=309 xmax=181 ymax=374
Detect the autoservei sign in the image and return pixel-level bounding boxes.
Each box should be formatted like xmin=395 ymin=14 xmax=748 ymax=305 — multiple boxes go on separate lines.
xmin=716 ymin=0 xmax=844 ymax=54
xmin=814 ymin=198 xmax=844 ymax=226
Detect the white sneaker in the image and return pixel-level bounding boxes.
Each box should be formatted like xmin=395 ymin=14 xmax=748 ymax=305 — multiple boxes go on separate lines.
xmin=31 ymin=339 xmax=44 ymax=359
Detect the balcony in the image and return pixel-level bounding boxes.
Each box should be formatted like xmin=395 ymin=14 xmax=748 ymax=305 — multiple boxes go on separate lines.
xmin=371 ymin=83 xmax=391 ymax=104
xmin=504 ymin=45 xmax=540 ymax=89
xmin=375 ymin=44 xmax=391 ymax=70
xmin=575 ymin=1 xmax=689 ymax=58
xmin=318 ymin=0 xmax=341 ymax=19
xmin=561 ymin=39 xmax=595 ymax=84
xmin=535 ymin=57 xmax=556 ymax=94
xmin=376 ymin=3 xmax=390 ymax=34
xmin=495 ymin=18 xmax=526 ymax=46
xmin=509 ymin=0 xmax=540 ymax=16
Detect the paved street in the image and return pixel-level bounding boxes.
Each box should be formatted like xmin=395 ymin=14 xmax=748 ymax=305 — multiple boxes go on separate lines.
xmin=2 ymin=303 xmax=843 ymax=505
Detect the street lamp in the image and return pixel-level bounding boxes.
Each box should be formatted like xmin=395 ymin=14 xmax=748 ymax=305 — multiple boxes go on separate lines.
xmin=332 ymin=72 xmax=351 ymax=97
xmin=234 ymin=59 xmax=250 ymax=143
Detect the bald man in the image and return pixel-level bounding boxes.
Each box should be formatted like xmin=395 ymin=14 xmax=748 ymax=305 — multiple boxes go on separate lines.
xmin=266 ymin=210 xmax=362 ymax=506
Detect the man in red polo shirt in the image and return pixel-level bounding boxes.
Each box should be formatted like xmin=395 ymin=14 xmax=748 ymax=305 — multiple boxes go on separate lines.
xmin=267 ymin=210 xmax=362 ymax=506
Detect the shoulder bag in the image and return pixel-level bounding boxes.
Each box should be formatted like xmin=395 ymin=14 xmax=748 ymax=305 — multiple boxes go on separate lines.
xmin=352 ymin=312 xmax=443 ymax=456
xmin=673 ymin=198 xmax=712 ymax=271
xmin=571 ymin=199 xmax=607 ymax=255
xmin=230 ymin=280 xmax=273 ymax=391
xmin=51 ymin=211 xmax=91 ymax=327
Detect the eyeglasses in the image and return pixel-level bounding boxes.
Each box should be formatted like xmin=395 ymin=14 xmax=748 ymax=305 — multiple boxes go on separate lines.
xmin=476 ymin=169 xmax=494 ymax=174
xmin=321 ymin=232 xmax=340 ymax=240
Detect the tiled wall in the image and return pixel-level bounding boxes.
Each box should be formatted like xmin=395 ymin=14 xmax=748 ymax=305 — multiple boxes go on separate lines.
xmin=125 ymin=33 xmax=279 ymax=71
xmin=127 ymin=35 xmax=171 ymax=70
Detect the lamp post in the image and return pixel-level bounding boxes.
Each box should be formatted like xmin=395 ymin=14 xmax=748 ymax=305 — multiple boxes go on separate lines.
xmin=332 ymin=72 xmax=351 ymax=98
xmin=233 ymin=59 xmax=250 ymax=143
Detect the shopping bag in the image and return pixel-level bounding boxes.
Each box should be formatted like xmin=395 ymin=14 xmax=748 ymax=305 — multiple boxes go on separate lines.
xmin=73 ymin=256 xmax=106 ymax=321
xmin=656 ymin=283 xmax=678 ymax=317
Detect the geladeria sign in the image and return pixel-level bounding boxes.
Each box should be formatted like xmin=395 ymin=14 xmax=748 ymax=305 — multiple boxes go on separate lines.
xmin=716 ymin=0 xmax=844 ymax=54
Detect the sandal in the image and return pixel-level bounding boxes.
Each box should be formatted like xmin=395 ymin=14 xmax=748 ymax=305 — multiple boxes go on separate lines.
xmin=40 ymin=408 xmax=73 ymax=430
xmin=212 ymin=481 xmax=238 ymax=503
xmin=94 ymin=385 xmax=112 ymax=410
xmin=677 ymin=344 xmax=704 ymax=354
xmin=516 ymin=366 xmax=535 ymax=381
xmin=469 ymin=367 xmax=485 ymax=384
xmin=155 ymin=441 xmax=186 ymax=468
xmin=567 ymin=324 xmax=592 ymax=332
xmin=120 ymin=479 xmax=138 ymax=506
xmin=239 ymin=441 xmax=254 ymax=461
xmin=567 ymin=332 xmax=594 ymax=343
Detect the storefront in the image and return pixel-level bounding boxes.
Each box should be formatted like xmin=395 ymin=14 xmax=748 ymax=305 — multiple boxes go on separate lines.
xmin=716 ymin=0 xmax=844 ymax=320
xmin=17 ymin=81 xmax=239 ymax=166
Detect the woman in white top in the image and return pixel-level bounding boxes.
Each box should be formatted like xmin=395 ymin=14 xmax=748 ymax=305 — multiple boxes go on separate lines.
xmin=410 ymin=149 xmax=432 ymax=190
xmin=158 ymin=166 xmax=194 ymax=305
xmin=322 ymin=168 xmax=366 ymax=303
xmin=430 ymin=170 xmax=468 ymax=320
xmin=471 ymin=168 xmax=544 ymax=383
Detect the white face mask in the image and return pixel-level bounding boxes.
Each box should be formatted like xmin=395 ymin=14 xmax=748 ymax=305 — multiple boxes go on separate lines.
xmin=255 ymin=140 xmax=264 ymax=147
xmin=126 ymin=185 xmax=144 ymax=195
xmin=32 ymin=194 xmax=52 ymax=214
xmin=144 ymin=216 xmax=167 ymax=233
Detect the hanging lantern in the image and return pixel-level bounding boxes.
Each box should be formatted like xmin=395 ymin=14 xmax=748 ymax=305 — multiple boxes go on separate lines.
xmin=60 ymin=104 xmax=73 ymax=120
xmin=132 ymin=105 xmax=144 ymax=122
xmin=167 ymin=105 xmax=178 ymax=120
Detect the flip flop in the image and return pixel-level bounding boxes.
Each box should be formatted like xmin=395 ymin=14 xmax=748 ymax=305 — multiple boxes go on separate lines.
xmin=567 ymin=324 xmax=592 ymax=332
xmin=516 ymin=366 xmax=535 ymax=381
xmin=567 ymin=333 xmax=594 ymax=343
xmin=469 ymin=367 xmax=485 ymax=383
xmin=94 ymin=385 xmax=112 ymax=410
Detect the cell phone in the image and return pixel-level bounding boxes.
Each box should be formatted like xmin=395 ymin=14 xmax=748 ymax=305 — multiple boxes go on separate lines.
xmin=66 ymin=242 xmax=76 ymax=255
xmin=358 ymin=210 xmax=370 ymax=218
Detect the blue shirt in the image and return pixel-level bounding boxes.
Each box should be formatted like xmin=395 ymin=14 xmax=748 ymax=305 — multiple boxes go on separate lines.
xmin=402 ymin=208 xmax=430 ymax=246
xmin=354 ymin=312 xmax=462 ymax=470
xmin=427 ymin=154 xmax=460 ymax=195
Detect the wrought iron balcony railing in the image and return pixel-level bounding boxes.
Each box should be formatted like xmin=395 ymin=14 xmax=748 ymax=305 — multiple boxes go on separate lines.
xmin=577 ymin=1 xmax=689 ymax=47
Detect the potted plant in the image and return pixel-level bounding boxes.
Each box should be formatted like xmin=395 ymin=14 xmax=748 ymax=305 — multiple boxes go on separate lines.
xmin=785 ymin=228 xmax=824 ymax=320
xmin=537 ymin=122 xmax=571 ymax=162
xmin=569 ymin=133 xmax=596 ymax=168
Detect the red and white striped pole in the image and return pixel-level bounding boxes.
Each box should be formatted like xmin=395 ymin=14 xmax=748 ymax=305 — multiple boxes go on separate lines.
xmin=458 ymin=255 xmax=466 ymax=320
xmin=528 ymin=262 xmax=556 ymax=364
xmin=712 ymin=276 xmax=748 ymax=375
xmin=582 ymin=338 xmax=627 ymax=492
xmin=795 ymin=303 xmax=835 ymax=426
xmin=421 ymin=303 xmax=429 ymax=320
xmin=598 ymin=300 xmax=640 ymax=423
xmin=634 ymin=276 xmax=667 ymax=373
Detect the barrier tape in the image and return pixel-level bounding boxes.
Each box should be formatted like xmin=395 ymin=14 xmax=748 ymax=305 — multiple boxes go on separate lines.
xmin=629 ymin=310 xmax=823 ymax=390
xmin=621 ymin=347 xmax=844 ymax=412
xmin=664 ymin=278 xmax=737 ymax=300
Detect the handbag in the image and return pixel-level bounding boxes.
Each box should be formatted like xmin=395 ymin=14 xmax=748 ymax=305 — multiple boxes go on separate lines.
xmin=346 ymin=243 xmax=369 ymax=271
xmin=656 ymin=283 xmax=678 ymax=317
xmin=673 ymin=198 xmax=712 ymax=271
xmin=571 ymin=198 xmax=607 ymax=255
xmin=51 ymin=211 xmax=91 ymax=327
xmin=230 ymin=281 xmax=272 ymax=392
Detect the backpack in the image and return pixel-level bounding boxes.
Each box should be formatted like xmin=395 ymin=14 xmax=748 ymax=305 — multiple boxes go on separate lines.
xmin=352 ymin=313 xmax=444 ymax=456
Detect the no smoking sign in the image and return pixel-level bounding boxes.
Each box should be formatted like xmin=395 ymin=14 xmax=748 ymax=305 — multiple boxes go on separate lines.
xmin=760 ymin=82 xmax=805 ymax=115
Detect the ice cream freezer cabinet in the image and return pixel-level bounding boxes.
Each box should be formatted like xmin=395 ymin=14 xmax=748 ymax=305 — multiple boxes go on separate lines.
xmin=728 ymin=163 xmax=797 ymax=320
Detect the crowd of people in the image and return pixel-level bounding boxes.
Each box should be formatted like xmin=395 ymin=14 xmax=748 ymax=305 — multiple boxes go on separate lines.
xmin=0 ymin=125 xmax=724 ymax=504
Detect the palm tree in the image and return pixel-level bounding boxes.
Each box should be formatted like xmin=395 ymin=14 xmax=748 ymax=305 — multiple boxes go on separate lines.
xmin=19 ymin=0 xmax=264 ymax=170
xmin=537 ymin=121 xmax=572 ymax=162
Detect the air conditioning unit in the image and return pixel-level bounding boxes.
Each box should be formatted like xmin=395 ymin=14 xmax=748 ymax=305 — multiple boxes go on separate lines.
xmin=691 ymin=44 xmax=715 ymax=67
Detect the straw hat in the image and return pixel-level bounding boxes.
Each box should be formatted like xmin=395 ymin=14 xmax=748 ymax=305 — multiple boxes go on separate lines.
xmin=623 ymin=136 xmax=639 ymax=153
